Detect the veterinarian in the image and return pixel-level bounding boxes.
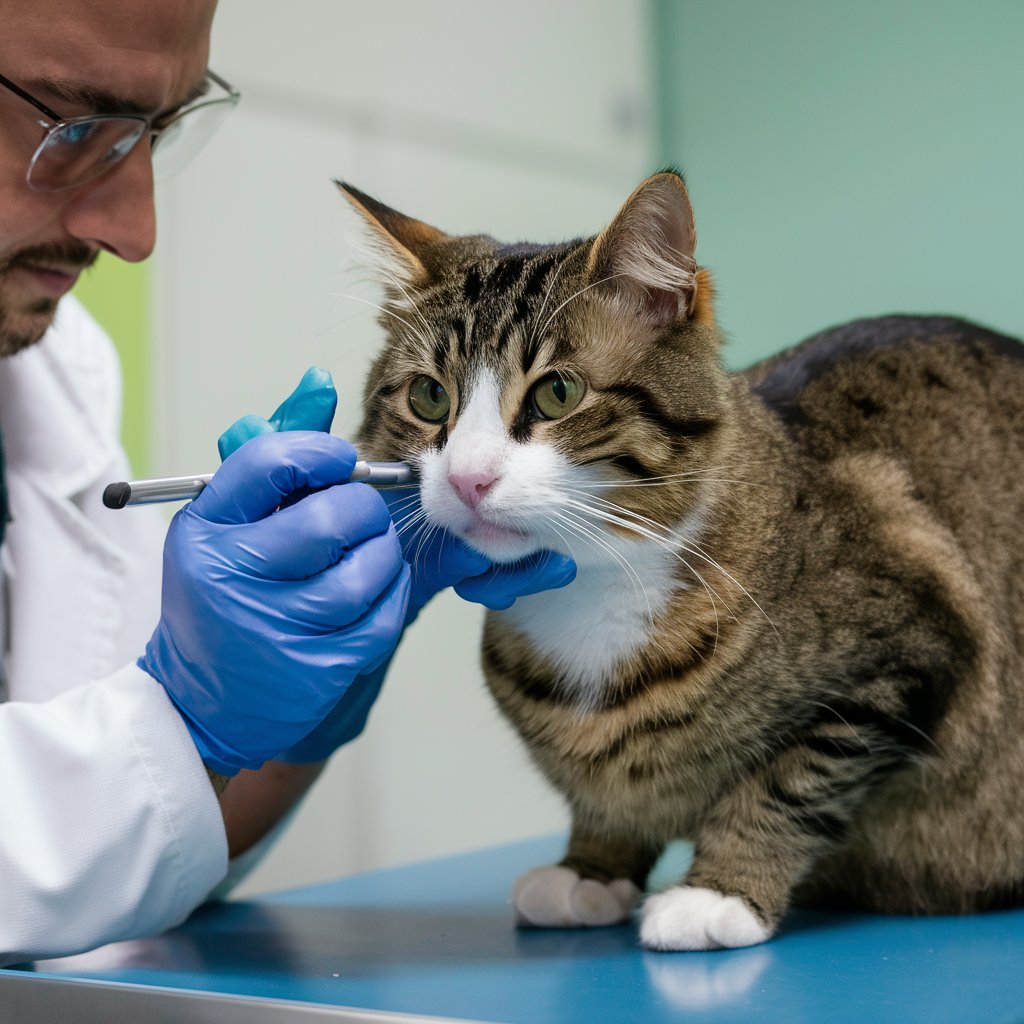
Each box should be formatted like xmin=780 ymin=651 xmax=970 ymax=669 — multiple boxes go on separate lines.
xmin=0 ymin=0 xmax=574 ymax=966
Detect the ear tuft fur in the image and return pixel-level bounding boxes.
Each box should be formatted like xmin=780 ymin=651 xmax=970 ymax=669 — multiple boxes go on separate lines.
xmin=587 ymin=172 xmax=699 ymax=327
xmin=336 ymin=181 xmax=447 ymax=293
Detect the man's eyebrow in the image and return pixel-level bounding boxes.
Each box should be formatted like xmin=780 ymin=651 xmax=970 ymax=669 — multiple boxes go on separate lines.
xmin=33 ymin=75 xmax=210 ymax=118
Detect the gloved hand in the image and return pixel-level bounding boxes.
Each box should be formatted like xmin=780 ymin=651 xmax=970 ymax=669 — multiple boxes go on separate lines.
xmin=384 ymin=489 xmax=576 ymax=625
xmin=218 ymin=367 xmax=577 ymax=627
xmin=214 ymin=367 xmax=576 ymax=764
xmin=139 ymin=431 xmax=411 ymax=776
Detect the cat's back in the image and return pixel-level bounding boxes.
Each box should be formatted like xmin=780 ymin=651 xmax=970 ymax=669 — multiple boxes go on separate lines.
xmin=747 ymin=314 xmax=1023 ymax=430
xmin=744 ymin=315 xmax=1024 ymax=499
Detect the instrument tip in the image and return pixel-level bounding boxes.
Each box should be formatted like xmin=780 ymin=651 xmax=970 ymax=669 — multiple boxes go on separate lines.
xmin=102 ymin=481 xmax=132 ymax=510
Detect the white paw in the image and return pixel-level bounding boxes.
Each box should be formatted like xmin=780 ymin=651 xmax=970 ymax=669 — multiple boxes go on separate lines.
xmin=639 ymin=885 xmax=771 ymax=951
xmin=512 ymin=865 xmax=642 ymax=927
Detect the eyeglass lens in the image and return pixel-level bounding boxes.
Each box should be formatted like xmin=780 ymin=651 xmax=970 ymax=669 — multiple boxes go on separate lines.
xmin=26 ymin=92 xmax=237 ymax=193
xmin=151 ymin=99 xmax=236 ymax=183
xmin=28 ymin=118 xmax=147 ymax=193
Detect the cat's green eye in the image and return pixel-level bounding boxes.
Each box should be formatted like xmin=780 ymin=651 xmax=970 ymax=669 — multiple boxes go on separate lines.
xmin=408 ymin=375 xmax=451 ymax=422
xmin=530 ymin=371 xmax=584 ymax=420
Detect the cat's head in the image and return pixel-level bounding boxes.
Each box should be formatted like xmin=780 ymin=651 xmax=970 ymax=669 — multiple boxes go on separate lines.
xmin=347 ymin=171 xmax=728 ymax=567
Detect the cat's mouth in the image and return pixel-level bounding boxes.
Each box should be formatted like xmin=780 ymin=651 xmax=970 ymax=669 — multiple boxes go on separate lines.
xmin=451 ymin=510 xmax=538 ymax=562
xmin=463 ymin=516 xmax=529 ymax=545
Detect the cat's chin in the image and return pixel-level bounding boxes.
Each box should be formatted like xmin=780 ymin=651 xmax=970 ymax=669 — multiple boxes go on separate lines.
xmin=459 ymin=519 xmax=541 ymax=564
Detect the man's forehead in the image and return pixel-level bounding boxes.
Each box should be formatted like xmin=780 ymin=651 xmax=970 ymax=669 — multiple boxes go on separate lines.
xmin=2 ymin=0 xmax=216 ymax=112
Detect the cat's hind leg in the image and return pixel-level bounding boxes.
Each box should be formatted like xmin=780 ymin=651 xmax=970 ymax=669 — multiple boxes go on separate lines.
xmin=512 ymin=827 xmax=658 ymax=928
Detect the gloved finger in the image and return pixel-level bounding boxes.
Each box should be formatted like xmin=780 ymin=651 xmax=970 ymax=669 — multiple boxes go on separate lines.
xmin=194 ymin=431 xmax=358 ymax=526
xmin=455 ymin=551 xmax=577 ymax=610
xmin=226 ymin=481 xmax=394 ymax=579
xmin=405 ymin=527 xmax=492 ymax=586
xmin=322 ymin=565 xmax=411 ymax=668
xmin=283 ymin=529 xmax=405 ymax=628
xmin=269 ymin=366 xmax=338 ymax=433
xmin=218 ymin=414 xmax=275 ymax=461
xmin=381 ymin=488 xmax=427 ymax=552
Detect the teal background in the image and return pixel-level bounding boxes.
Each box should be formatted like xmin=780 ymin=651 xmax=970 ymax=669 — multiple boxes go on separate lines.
xmin=652 ymin=0 xmax=1024 ymax=369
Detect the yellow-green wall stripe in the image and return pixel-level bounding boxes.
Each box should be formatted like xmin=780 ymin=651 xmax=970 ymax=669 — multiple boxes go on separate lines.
xmin=73 ymin=257 xmax=150 ymax=475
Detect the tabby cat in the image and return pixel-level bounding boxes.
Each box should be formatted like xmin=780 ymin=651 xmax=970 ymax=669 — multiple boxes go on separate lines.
xmin=346 ymin=171 xmax=1024 ymax=951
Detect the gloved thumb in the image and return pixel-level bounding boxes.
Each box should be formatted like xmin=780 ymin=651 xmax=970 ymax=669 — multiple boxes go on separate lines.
xmin=195 ymin=431 xmax=358 ymax=525
xmin=270 ymin=367 xmax=337 ymax=433
xmin=217 ymin=367 xmax=338 ymax=462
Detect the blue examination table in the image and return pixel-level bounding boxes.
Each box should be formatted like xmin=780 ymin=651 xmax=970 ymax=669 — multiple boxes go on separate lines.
xmin=2 ymin=834 xmax=1022 ymax=1022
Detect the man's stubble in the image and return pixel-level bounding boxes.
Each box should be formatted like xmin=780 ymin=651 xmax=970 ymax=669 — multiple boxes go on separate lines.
xmin=0 ymin=242 xmax=97 ymax=356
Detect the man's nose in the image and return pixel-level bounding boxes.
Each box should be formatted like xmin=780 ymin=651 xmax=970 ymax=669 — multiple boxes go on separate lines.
xmin=59 ymin=140 xmax=157 ymax=263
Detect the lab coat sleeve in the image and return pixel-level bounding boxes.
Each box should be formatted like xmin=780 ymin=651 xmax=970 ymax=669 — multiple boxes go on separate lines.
xmin=0 ymin=663 xmax=228 ymax=966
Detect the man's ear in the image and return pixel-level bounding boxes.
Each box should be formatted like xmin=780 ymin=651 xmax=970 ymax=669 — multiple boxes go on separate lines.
xmin=336 ymin=181 xmax=448 ymax=292
xmin=586 ymin=171 xmax=698 ymax=327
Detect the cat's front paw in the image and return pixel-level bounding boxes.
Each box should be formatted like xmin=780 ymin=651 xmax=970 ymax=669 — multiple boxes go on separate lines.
xmin=513 ymin=865 xmax=641 ymax=927
xmin=639 ymin=885 xmax=772 ymax=951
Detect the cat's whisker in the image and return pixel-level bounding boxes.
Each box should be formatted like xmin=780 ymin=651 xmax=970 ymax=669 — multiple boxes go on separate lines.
xmin=551 ymin=509 xmax=655 ymax=625
xmin=679 ymin=537 xmax=778 ymax=636
xmin=563 ymin=495 xmax=735 ymax=625
xmin=384 ymin=492 xmax=423 ymax=515
xmin=392 ymin=508 xmax=433 ymax=563
xmin=816 ymin=689 xmax=939 ymax=754
xmin=409 ymin=519 xmax=447 ymax=584
xmin=393 ymin=511 xmax=427 ymax=540
xmin=562 ymin=497 xmax=724 ymax=651
xmin=543 ymin=519 xmax=580 ymax=564
xmin=537 ymin=273 xmax=628 ymax=341
xmin=528 ymin=258 xmax=569 ymax=349
xmin=577 ymin=461 xmax=764 ymax=490
xmin=582 ymin=475 xmax=765 ymax=491
xmin=569 ymin=488 xmax=768 ymax=633
xmin=556 ymin=509 xmax=657 ymax=626
xmin=373 ymin=264 xmax=436 ymax=343
xmin=327 ymin=292 xmax=433 ymax=352
xmin=806 ymin=700 xmax=877 ymax=755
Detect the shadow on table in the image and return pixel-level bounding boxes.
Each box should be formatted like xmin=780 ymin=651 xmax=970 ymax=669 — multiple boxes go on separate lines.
xmin=34 ymin=900 xmax=637 ymax=977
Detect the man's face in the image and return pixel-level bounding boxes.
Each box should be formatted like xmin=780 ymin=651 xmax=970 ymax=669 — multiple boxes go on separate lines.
xmin=0 ymin=0 xmax=217 ymax=356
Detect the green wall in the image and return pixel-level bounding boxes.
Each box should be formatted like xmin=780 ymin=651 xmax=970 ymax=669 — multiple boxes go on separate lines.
xmin=73 ymin=257 xmax=150 ymax=474
xmin=653 ymin=0 xmax=1024 ymax=369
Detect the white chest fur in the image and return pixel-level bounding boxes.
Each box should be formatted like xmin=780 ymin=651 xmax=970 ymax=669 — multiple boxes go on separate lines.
xmin=501 ymin=536 xmax=684 ymax=701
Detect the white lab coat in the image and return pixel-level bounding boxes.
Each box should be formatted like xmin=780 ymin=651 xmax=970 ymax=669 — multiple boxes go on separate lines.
xmin=0 ymin=297 xmax=227 ymax=966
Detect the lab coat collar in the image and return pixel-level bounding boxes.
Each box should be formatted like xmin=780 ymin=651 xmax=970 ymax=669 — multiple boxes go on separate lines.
xmin=0 ymin=296 xmax=120 ymax=500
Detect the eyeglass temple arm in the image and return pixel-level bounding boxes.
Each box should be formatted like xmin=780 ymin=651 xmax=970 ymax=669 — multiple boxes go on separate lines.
xmin=0 ymin=71 xmax=61 ymax=122
xmin=205 ymin=69 xmax=240 ymax=102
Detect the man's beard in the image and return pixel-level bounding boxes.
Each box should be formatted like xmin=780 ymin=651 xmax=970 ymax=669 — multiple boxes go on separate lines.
xmin=0 ymin=242 xmax=98 ymax=357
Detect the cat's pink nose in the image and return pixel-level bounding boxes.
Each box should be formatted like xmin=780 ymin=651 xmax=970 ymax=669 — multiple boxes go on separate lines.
xmin=448 ymin=469 xmax=498 ymax=510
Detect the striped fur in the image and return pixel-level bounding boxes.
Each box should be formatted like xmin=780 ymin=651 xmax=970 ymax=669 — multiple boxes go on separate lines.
xmin=349 ymin=173 xmax=1024 ymax=949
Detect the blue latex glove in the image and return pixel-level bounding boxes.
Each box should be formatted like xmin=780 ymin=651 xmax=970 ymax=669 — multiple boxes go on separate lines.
xmin=216 ymin=368 xmax=393 ymax=763
xmin=218 ymin=366 xmax=576 ymax=622
xmin=217 ymin=366 xmax=337 ymax=460
xmin=139 ymin=431 xmax=411 ymax=776
xmin=384 ymin=488 xmax=576 ymax=624
xmin=215 ymin=367 xmax=576 ymax=763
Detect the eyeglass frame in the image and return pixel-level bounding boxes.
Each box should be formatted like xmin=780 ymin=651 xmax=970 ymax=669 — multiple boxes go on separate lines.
xmin=0 ymin=67 xmax=240 ymax=192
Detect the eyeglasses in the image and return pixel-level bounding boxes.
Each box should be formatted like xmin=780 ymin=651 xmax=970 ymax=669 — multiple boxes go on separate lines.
xmin=0 ymin=69 xmax=240 ymax=193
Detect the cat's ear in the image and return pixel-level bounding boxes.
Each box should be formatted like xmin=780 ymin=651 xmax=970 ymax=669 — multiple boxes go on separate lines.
xmin=586 ymin=171 xmax=698 ymax=327
xmin=336 ymin=181 xmax=447 ymax=291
